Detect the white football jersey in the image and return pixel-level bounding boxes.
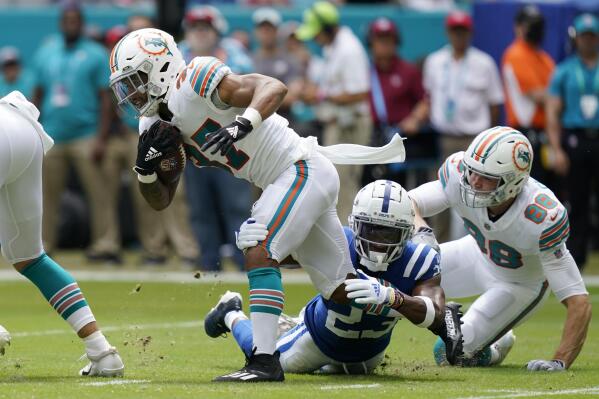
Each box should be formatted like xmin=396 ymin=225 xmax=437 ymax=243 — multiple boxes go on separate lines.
xmin=139 ymin=56 xmax=306 ymax=189
xmin=437 ymin=151 xmax=570 ymax=283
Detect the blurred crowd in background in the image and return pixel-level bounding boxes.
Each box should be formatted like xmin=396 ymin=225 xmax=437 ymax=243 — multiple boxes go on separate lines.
xmin=0 ymin=0 xmax=471 ymax=12
xmin=0 ymin=0 xmax=597 ymax=271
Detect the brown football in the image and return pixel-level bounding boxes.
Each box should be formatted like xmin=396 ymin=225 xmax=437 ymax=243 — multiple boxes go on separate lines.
xmin=156 ymin=139 xmax=186 ymax=184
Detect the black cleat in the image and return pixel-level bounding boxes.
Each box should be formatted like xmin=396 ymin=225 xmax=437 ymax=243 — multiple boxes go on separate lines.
xmin=204 ymin=291 xmax=243 ymax=338
xmin=214 ymin=350 xmax=285 ymax=382
xmin=443 ymin=302 xmax=464 ymax=365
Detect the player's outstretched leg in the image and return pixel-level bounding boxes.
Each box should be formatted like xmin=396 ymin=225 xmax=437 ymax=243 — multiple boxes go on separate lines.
xmin=204 ymin=291 xmax=244 ymax=338
xmin=488 ymin=330 xmax=516 ymax=366
xmin=433 ymin=328 xmax=515 ymax=367
xmin=15 ymin=254 xmax=124 ymax=377
xmin=205 ymin=291 xmax=254 ymax=357
xmin=213 ymin=249 xmax=285 ymax=382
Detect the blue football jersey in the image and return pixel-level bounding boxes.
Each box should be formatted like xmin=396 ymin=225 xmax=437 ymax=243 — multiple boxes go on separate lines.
xmin=303 ymin=227 xmax=440 ymax=363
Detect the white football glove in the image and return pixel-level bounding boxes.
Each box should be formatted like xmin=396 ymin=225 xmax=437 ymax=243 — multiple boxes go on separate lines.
xmin=526 ymin=359 xmax=566 ymax=372
xmin=235 ymin=218 xmax=268 ymax=251
xmin=0 ymin=325 xmax=11 ymax=355
xmin=344 ymin=269 xmax=393 ymax=305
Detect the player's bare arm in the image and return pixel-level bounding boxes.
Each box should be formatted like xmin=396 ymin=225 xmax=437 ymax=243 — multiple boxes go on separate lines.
xmin=138 ymin=177 xmax=180 ymax=211
xmin=217 ymin=73 xmax=288 ymax=118
xmin=553 ymin=294 xmax=591 ymax=368
xmin=200 ymin=74 xmax=288 ymax=156
xmin=400 ymin=275 xmax=445 ymax=327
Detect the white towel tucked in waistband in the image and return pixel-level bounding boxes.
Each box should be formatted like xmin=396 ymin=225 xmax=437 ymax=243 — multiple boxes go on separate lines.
xmin=300 ymin=133 xmax=405 ymax=165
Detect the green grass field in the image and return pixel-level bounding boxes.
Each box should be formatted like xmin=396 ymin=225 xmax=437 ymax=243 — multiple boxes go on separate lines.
xmin=0 ymin=277 xmax=598 ymax=399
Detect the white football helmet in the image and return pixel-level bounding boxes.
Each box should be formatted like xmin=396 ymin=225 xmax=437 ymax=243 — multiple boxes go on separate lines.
xmin=109 ymin=28 xmax=185 ymax=117
xmin=349 ymin=180 xmax=415 ymax=272
xmin=460 ymin=126 xmax=533 ymax=208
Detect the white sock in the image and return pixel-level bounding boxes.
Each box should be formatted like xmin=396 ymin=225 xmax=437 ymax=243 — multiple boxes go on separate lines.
xmin=225 ymin=310 xmax=248 ymax=331
xmin=83 ymin=331 xmax=111 ymax=357
xmin=250 ymin=312 xmax=279 ymax=355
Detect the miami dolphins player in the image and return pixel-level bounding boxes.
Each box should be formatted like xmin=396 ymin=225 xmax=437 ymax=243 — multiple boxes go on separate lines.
xmin=108 ymin=29 xmax=405 ymax=381
xmin=0 ymin=91 xmax=123 ymax=376
xmin=409 ymin=126 xmax=591 ymax=371
xmin=204 ymin=180 xmax=464 ymax=375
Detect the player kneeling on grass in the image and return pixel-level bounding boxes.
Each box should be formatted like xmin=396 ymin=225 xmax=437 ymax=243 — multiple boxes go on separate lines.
xmin=204 ymin=181 xmax=464 ymax=375
xmin=0 ymin=91 xmax=123 ymax=377
xmin=408 ymin=127 xmax=592 ymax=371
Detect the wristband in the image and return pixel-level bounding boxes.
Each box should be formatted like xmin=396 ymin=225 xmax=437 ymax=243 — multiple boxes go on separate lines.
xmin=415 ymin=295 xmax=435 ymax=328
xmin=241 ymin=107 xmax=262 ymax=131
xmin=137 ymin=172 xmax=157 ymax=184
xmin=388 ymin=288 xmax=404 ymax=309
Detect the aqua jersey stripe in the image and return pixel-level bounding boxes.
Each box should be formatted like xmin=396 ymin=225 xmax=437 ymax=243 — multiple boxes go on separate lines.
xmin=438 ymin=165 xmax=447 ymax=188
xmin=262 ymin=161 xmax=309 ymax=257
xmin=540 ymin=221 xmax=570 ymax=247
xmin=541 ymin=213 xmax=568 ymax=238
xmin=200 ymin=64 xmax=224 ymax=97
xmin=192 ymin=60 xmax=218 ymax=94
xmin=540 ymin=230 xmax=570 ymax=251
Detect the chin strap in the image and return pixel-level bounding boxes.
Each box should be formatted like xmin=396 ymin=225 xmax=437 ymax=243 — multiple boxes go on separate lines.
xmin=359 ymin=255 xmax=389 ymax=272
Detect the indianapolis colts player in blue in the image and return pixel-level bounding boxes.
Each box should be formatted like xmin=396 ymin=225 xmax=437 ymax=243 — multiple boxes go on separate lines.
xmin=204 ymin=180 xmax=463 ymax=375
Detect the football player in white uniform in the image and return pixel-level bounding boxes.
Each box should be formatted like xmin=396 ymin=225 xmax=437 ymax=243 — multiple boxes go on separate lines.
xmin=204 ymin=181 xmax=464 ymax=375
xmin=409 ymin=126 xmax=591 ymax=371
xmin=0 ymin=91 xmax=123 ymax=376
xmin=108 ymin=28 xmax=404 ymax=382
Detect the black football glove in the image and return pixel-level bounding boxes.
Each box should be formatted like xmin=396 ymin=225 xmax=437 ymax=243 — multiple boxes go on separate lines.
xmin=441 ymin=302 xmax=464 ymax=366
xmin=134 ymin=120 xmax=181 ymax=176
xmin=200 ymin=116 xmax=253 ymax=156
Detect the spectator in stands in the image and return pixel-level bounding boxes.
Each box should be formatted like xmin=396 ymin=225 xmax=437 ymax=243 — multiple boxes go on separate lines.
xmin=251 ymin=7 xmax=303 ymax=121
xmin=423 ymin=10 xmax=503 ymax=241
xmin=364 ymin=17 xmax=429 ymax=187
xmin=0 ymin=47 xmax=35 ymax=99
xmin=98 ymin=16 xmax=199 ymax=266
xmin=502 ymin=5 xmax=554 ymax=181
xmin=296 ymin=0 xmax=371 ymax=222
xmin=180 ymin=6 xmax=253 ymax=271
xmin=546 ymin=13 xmax=599 ymax=270
xmin=32 ymin=4 xmax=114 ymax=259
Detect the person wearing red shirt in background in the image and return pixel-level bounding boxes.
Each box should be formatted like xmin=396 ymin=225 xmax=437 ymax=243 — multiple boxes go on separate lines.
xmin=364 ymin=17 xmax=430 ymax=187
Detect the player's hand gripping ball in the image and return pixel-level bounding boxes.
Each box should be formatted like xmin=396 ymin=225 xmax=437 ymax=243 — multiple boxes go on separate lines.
xmin=0 ymin=324 xmax=11 ymax=355
xmin=136 ymin=120 xmax=186 ymax=184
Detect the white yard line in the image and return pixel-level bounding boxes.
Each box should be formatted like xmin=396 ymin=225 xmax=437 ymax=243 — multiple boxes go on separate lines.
xmin=81 ymin=379 xmax=151 ymax=387
xmin=320 ymin=384 xmax=381 ymax=390
xmin=2 ymin=271 xmax=599 ymax=286
xmin=455 ymin=386 xmax=599 ymax=399
xmin=12 ymin=320 xmax=202 ymax=338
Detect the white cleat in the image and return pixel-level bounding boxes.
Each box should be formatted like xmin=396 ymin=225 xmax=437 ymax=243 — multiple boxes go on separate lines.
xmin=79 ymin=347 xmax=125 ymax=377
xmin=0 ymin=325 xmax=10 ymax=355
xmin=490 ymin=330 xmax=516 ymax=366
